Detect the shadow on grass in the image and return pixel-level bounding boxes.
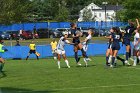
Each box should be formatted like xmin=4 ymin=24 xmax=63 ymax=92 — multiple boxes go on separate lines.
xmin=0 ymin=71 xmax=7 ymax=78
xmin=0 ymin=87 xmax=57 ymax=93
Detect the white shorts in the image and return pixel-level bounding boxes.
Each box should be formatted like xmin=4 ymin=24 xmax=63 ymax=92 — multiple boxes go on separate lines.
xmin=57 ymin=49 xmax=65 ymax=55
xmin=83 ymin=44 xmax=88 ymax=52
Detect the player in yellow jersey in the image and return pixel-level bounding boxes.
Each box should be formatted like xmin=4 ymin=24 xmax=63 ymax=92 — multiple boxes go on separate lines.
xmin=50 ymin=39 xmax=57 ymax=60
xmin=26 ymin=41 xmax=39 ymax=60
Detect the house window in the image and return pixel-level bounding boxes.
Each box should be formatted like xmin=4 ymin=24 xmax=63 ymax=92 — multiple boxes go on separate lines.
xmin=99 ymin=13 xmax=101 ymax=17
xmin=107 ymin=13 xmax=109 ymax=16
xmin=94 ymin=13 xmax=97 ymax=17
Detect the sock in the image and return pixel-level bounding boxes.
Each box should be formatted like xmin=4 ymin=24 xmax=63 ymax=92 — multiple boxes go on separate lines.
xmin=108 ymin=56 xmax=112 ymax=63
xmin=133 ymin=56 xmax=137 ymax=66
xmin=116 ymin=56 xmax=125 ymax=65
xmin=84 ymin=58 xmax=88 ymax=65
xmin=106 ymin=56 xmax=109 ymax=65
xmin=75 ymin=52 xmax=79 ymax=63
xmin=26 ymin=56 xmax=29 ymax=60
xmin=58 ymin=61 xmax=60 ymax=68
xmin=81 ymin=48 xmax=88 ymax=58
xmin=112 ymin=57 xmax=115 ymax=66
xmin=65 ymin=60 xmax=70 ymax=67
xmin=126 ymin=52 xmax=129 ymax=61
xmin=0 ymin=63 xmax=2 ymax=72
xmin=138 ymin=56 xmax=140 ymax=61
xmin=129 ymin=49 xmax=131 ymax=58
xmin=36 ymin=55 xmax=39 ymax=60
xmin=137 ymin=57 xmax=140 ymax=64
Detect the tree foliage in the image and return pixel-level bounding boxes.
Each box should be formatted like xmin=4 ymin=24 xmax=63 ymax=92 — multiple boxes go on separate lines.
xmin=0 ymin=0 xmax=138 ymax=24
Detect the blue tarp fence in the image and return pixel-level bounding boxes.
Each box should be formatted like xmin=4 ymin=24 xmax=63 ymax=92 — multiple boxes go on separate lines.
xmin=0 ymin=21 xmax=128 ymax=31
xmin=1 ymin=43 xmax=126 ymax=59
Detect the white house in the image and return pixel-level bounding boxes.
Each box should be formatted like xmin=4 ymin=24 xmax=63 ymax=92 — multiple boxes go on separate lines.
xmin=78 ymin=3 xmax=123 ymax=22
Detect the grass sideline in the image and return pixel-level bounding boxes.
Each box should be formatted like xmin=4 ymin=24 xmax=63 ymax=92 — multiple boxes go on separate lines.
xmin=3 ymin=36 xmax=108 ymax=46
xmin=0 ymin=56 xmax=140 ymax=93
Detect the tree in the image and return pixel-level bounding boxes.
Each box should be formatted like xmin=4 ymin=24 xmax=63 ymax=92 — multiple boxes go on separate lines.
xmin=0 ymin=0 xmax=32 ymax=24
xmin=118 ymin=0 xmax=140 ymax=21
xmin=82 ymin=7 xmax=93 ymax=21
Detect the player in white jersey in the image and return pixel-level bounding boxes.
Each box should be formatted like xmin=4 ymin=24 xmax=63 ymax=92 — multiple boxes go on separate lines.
xmin=56 ymin=34 xmax=71 ymax=69
xmin=82 ymin=29 xmax=93 ymax=66
xmin=133 ymin=28 xmax=140 ymax=66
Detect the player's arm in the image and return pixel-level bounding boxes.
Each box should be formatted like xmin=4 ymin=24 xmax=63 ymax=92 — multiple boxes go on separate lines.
xmin=105 ymin=34 xmax=112 ymax=39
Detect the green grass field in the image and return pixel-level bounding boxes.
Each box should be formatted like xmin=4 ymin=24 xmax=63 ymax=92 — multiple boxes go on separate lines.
xmin=0 ymin=56 xmax=140 ymax=93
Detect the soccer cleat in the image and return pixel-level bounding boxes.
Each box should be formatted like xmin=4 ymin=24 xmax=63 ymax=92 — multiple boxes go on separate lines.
xmin=77 ymin=62 xmax=82 ymax=66
xmin=130 ymin=58 xmax=133 ymax=61
xmin=86 ymin=58 xmax=92 ymax=61
xmin=68 ymin=66 xmax=71 ymax=68
xmin=58 ymin=66 xmax=61 ymax=69
xmin=85 ymin=64 xmax=88 ymax=67
xmin=133 ymin=64 xmax=136 ymax=66
xmin=110 ymin=65 xmax=113 ymax=68
xmin=125 ymin=60 xmax=131 ymax=66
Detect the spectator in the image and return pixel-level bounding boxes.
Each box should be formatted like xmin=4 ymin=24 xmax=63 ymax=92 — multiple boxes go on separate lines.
xmin=15 ymin=40 xmax=20 ymax=46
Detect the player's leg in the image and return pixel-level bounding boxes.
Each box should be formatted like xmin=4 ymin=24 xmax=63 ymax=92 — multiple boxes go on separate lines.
xmin=125 ymin=44 xmax=131 ymax=64
xmin=74 ymin=45 xmax=81 ymax=65
xmin=78 ymin=43 xmax=89 ymax=59
xmin=26 ymin=50 xmax=31 ymax=60
xmin=111 ymin=50 xmax=118 ymax=67
xmin=137 ymin=50 xmax=140 ymax=64
xmin=83 ymin=45 xmax=89 ymax=67
xmin=133 ymin=49 xmax=137 ymax=66
xmin=62 ymin=51 xmax=70 ymax=68
xmin=34 ymin=51 xmax=39 ymax=60
xmin=106 ymin=49 xmax=110 ymax=66
xmin=57 ymin=50 xmax=61 ymax=69
xmin=0 ymin=57 xmax=5 ymax=72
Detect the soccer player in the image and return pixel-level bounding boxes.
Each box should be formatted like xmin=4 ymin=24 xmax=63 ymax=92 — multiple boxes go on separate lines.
xmin=110 ymin=27 xmax=122 ymax=67
xmin=133 ymin=19 xmax=140 ymax=66
xmin=133 ymin=28 xmax=140 ymax=66
xmin=105 ymin=28 xmax=114 ymax=66
xmin=123 ymin=21 xmax=136 ymax=65
xmin=56 ymin=33 xmax=71 ymax=69
xmin=26 ymin=40 xmax=39 ymax=60
xmin=82 ymin=28 xmax=93 ymax=66
xmin=70 ymin=23 xmax=89 ymax=66
xmin=50 ymin=39 xmax=57 ymax=60
xmin=0 ymin=40 xmax=8 ymax=73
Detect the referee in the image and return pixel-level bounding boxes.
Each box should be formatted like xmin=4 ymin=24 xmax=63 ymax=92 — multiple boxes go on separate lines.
xmin=26 ymin=41 xmax=39 ymax=60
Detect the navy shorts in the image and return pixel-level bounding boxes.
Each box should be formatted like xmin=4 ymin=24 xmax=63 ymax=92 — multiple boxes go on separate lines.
xmin=108 ymin=43 xmax=112 ymax=49
xmin=123 ymin=39 xmax=130 ymax=46
xmin=29 ymin=50 xmax=36 ymax=54
xmin=112 ymin=44 xmax=120 ymax=50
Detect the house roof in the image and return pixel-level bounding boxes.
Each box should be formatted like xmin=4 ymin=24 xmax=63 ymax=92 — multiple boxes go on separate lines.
xmin=92 ymin=5 xmax=123 ymax=11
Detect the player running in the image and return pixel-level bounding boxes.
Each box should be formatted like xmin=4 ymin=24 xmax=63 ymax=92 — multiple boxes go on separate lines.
xmin=82 ymin=28 xmax=93 ymax=66
xmin=123 ymin=21 xmax=136 ymax=65
xmin=56 ymin=33 xmax=71 ymax=69
xmin=50 ymin=39 xmax=57 ymax=60
xmin=70 ymin=23 xmax=89 ymax=66
xmin=26 ymin=41 xmax=40 ymax=60
xmin=110 ymin=27 xmax=122 ymax=67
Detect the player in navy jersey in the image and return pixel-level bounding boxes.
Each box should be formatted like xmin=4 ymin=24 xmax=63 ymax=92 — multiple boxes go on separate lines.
xmin=110 ymin=27 xmax=122 ymax=67
xmin=105 ymin=28 xmax=114 ymax=66
xmin=70 ymin=23 xmax=89 ymax=66
xmin=123 ymin=21 xmax=136 ymax=65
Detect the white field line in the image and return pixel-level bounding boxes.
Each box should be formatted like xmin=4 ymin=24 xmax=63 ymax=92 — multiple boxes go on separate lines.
xmin=53 ymin=83 xmax=140 ymax=91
